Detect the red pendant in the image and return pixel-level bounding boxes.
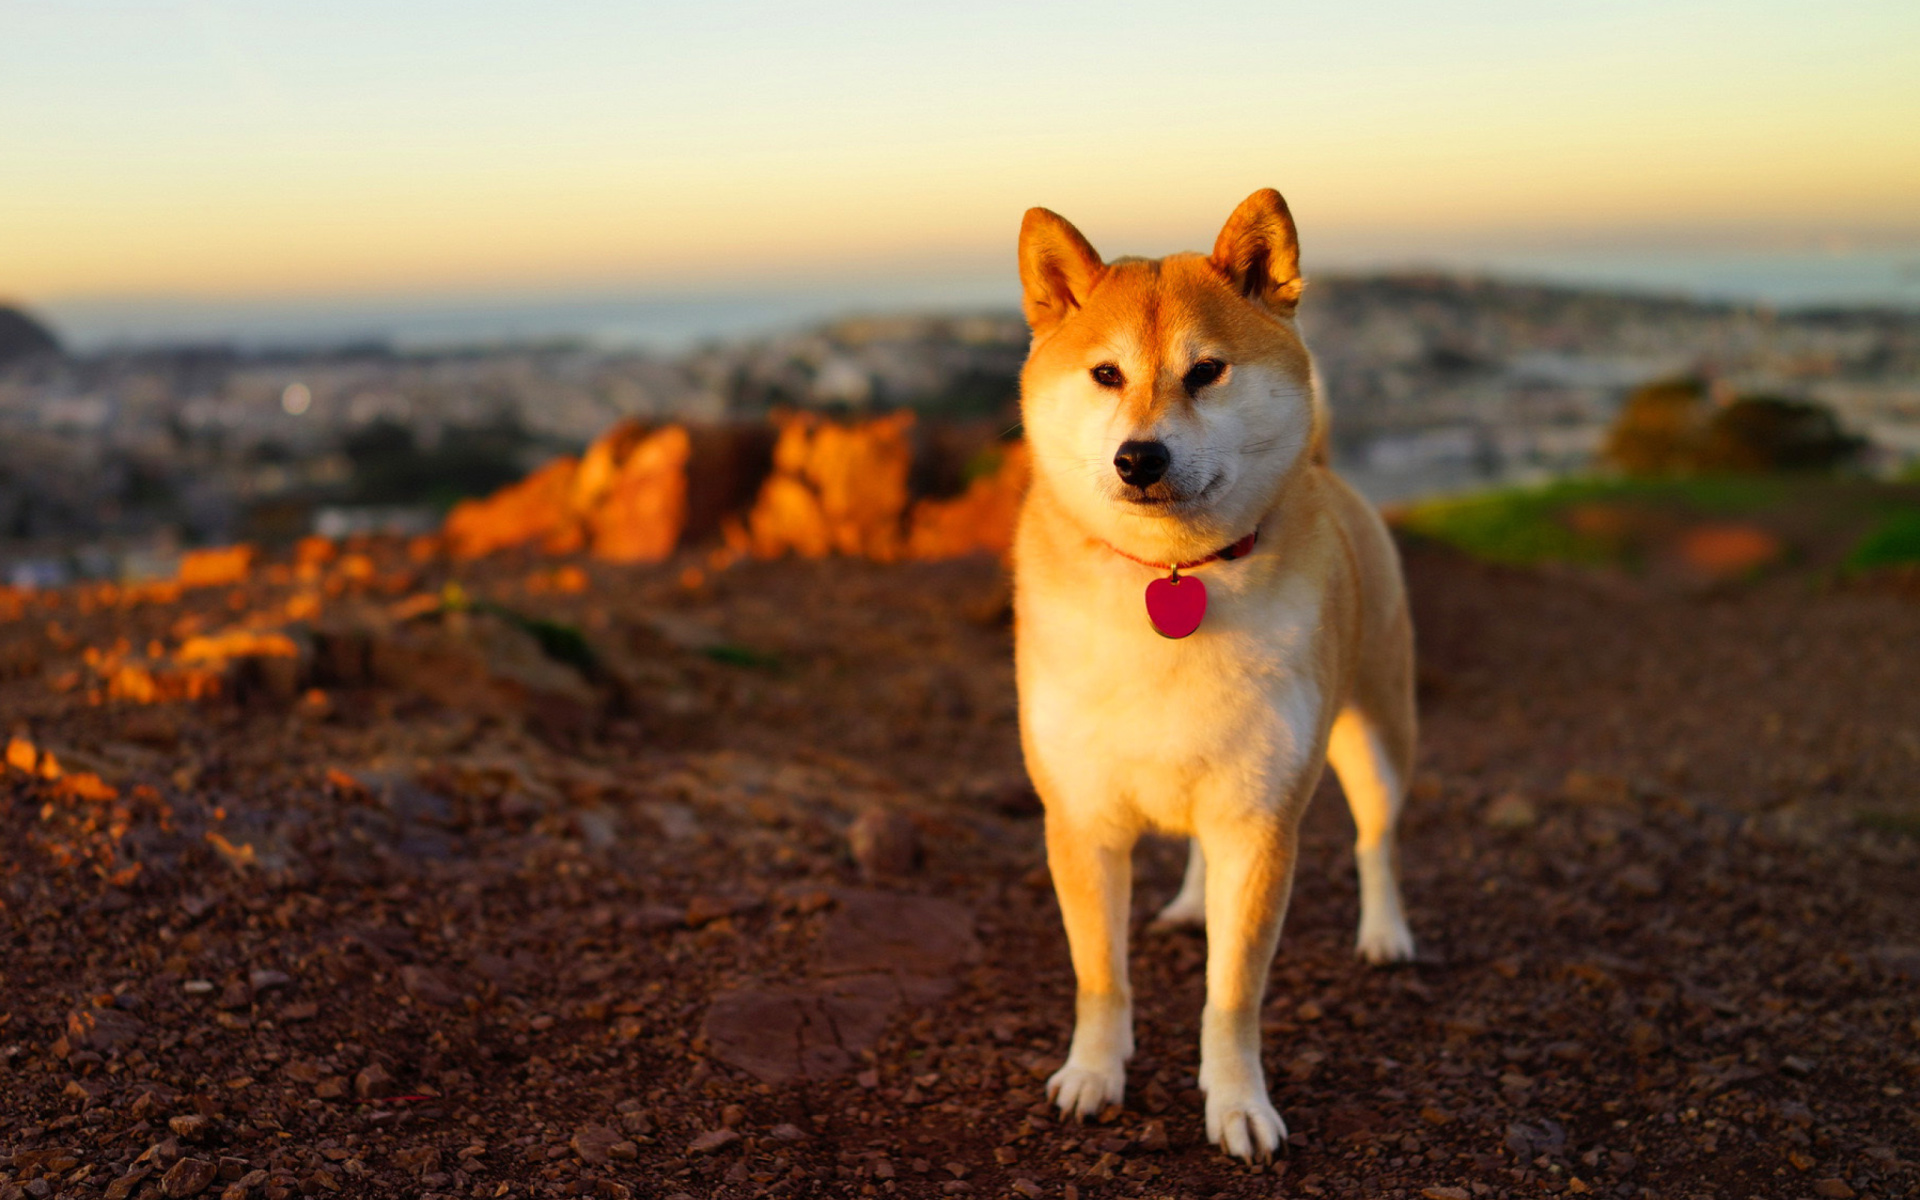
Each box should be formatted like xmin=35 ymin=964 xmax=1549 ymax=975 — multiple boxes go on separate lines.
xmin=1144 ymin=574 xmax=1208 ymax=639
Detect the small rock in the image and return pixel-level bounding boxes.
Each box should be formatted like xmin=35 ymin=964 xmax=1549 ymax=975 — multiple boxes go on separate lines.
xmin=1617 ymin=865 xmax=1664 ymax=898
xmin=1485 ymin=793 xmax=1538 ymax=830
xmin=1011 ymin=1181 xmax=1043 ymax=1199
xmin=847 ymin=807 xmax=920 ymax=879
xmin=1812 ymin=1180 xmax=1855 ymax=1199
xmin=685 ymin=892 xmax=761 ymax=926
xmin=103 ymin=1169 xmax=151 ymax=1200
xmin=1627 ymin=1021 xmax=1664 ymax=1057
xmin=67 ymin=1007 xmax=145 ymax=1052
xmin=353 ymin=1064 xmax=393 ymax=1100
xmin=168 ymin=1114 xmax=211 ymax=1141
xmin=1781 ymin=1054 xmax=1816 ymax=1077
xmin=570 ymin=1124 xmax=620 ymax=1165
xmin=1118 ymin=1119 xmax=1160 ymax=1152
xmin=686 ymin=1129 xmax=739 ymax=1155
xmin=161 ymin=1157 xmax=219 ymax=1198
xmin=398 ymin=964 xmax=464 ymax=1007
xmin=247 ymin=969 xmax=293 ymax=992
xmin=768 ymin=1123 xmax=807 ymax=1142
xmin=1422 ymin=1189 xmax=1471 ymax=1200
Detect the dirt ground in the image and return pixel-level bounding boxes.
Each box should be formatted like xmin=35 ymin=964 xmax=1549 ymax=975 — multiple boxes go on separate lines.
xmin=1 ymin=539 xmax=1916 ymax=1200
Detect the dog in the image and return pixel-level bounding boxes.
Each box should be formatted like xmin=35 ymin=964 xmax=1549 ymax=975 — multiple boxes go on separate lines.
xmin=1011 ymin=189 xmax=1417 ymax=1162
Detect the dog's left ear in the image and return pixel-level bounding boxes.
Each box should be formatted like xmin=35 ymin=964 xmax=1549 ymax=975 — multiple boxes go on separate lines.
xmin=1210 ymin=189 xmax=1303 ymax=315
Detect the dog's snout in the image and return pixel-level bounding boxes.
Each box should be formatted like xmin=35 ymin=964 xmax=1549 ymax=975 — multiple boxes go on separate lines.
xmin=1113 ymin=440 xmax=1170 ymax=487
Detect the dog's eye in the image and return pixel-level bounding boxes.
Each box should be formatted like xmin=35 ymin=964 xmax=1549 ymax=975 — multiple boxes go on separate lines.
xmin=1184 ymin=359 xmax=1226 ymax=392
xmin=1090 ymin=363 xmax=1124 ymax=389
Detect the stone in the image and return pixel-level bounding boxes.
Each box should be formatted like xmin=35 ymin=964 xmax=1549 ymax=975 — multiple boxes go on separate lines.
xmin=103 ymin=1169 xmax=151 ymax=1200
xmin=353 ymin=1064 xmax=394 ymax=1099
xmin=399 ymin=964 xmax=465 ymax=1007
xmin=815 ymin=889 xmax=979 ymax=992
xmin=570 ymin=1124 xmax=621 ymax=1165
xmin=66 ymin=1005 xmax=145 ymax=1052
xmin=247 ymin=969 xmax=293 ymax=992
xmin=1617 ymin=865 xmax=1665 ymax=898
xmin=744 ymin=412 xmax=915 ymax=560
xmin=1484 ymin=793 xmax=1537 ymax=830
xmin=443 ymin=458 xmax=582 ymax=559
xmin=588 ymin=426 xmax=692 ymax=563
xmin=168 ymin=1114 xmax=211 ymax=1141
xmin=847 ymin=807 xmax=920 ymax=880
xmin=686 ymin=1129 xmax=740 ymax=1155
xmin=906 ymin=441 xmax=1030 ymax=560
xmin=161 ymin=1158 xmax=219 ymax=1198
xmin=702 ymin=975 xmax=900 ymax=1083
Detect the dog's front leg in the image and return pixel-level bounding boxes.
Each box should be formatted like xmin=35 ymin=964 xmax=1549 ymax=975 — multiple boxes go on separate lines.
xmin=1044 ymin=811 xmax=1134 ymax=1119
xmin=1195 ymin=808 xmax=1299 ymax=1162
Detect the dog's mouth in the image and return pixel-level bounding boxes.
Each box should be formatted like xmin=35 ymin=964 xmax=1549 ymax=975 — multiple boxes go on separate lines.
xmin=1119 ymin=474 xmax=1221 ymax=513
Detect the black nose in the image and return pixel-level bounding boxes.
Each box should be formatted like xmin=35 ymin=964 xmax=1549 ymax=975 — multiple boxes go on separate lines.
xmin=1113 ymin=440 xmax=1171 ymax=487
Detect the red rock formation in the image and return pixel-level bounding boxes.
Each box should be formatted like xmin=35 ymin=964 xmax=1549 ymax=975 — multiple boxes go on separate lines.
xmin=906 ymin=441 xmax=1029 ymax=560
xmin=588 ymin=426 xmax=691 ymax=564
xmin=443 ymin=457 xmax=583 ymax=559
xmin=744 ymin=412 xmax=915 ymax=560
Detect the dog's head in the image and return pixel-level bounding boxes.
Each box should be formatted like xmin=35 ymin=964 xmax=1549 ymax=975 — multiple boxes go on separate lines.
xmin=1017 ymin=189 xmax=1322 ymax=563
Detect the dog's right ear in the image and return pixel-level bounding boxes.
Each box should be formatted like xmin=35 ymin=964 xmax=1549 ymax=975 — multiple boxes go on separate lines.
xmin=1018 ymin=208 xmax=1104 ymax=336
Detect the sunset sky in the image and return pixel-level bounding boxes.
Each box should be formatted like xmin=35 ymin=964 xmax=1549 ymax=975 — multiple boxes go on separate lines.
xmin=4 ymin=0 xmax=1917 ymax=307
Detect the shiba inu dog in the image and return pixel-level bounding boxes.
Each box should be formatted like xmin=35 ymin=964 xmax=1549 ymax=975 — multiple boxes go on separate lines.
xmin=1012 ymin=189 xmax=1417 ymax=1162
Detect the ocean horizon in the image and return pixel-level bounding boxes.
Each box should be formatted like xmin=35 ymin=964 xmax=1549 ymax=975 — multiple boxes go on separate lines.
xmin=28 ymin=244 xmax=1920 ymax=356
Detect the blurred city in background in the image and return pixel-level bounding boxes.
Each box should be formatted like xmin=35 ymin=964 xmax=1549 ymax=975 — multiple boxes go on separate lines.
xmin=3 ymin=271 xmax=1917 ymax=586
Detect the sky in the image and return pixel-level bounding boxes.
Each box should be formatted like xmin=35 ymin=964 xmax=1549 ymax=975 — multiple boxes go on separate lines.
xmin=3 ymin=0 xmax=1918 ymax=312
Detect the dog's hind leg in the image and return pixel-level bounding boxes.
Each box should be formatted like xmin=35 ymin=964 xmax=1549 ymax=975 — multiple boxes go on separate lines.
xmin=1327 ymin=706 xmax=1415 ymax=964
xmin=1043 ymin=811 xmax=1135 ymax=1119
xmin=1152 ymin=838 xmax=1206 ymax=926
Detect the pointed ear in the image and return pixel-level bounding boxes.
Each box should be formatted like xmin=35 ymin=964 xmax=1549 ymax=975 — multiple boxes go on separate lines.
xmin=1210 ymin=188 xmax=1303 ymax=314
xmin=1018 ymin=207 xmax=1105 ymax=335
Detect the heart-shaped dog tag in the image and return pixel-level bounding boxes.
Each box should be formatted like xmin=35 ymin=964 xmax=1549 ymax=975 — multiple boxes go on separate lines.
xmin=1144 ymin=574 xmax=1208 ymax=639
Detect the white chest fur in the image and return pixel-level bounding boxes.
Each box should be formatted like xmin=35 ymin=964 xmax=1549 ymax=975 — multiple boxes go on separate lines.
xmin=1016 ymin=555 xmax=1327 ymax=837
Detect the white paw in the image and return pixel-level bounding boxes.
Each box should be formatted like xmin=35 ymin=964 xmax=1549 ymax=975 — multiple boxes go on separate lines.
xmin=1355 ymin=917 xmax=1415 ymax=965
xmin=1204 ymin=1083 xmax=1288 ymax=1163
xmin=1046 ymin=1060 xmax=1125 ymax=1120
xmin=1152 ymin=893 xmax=1205 ymax=927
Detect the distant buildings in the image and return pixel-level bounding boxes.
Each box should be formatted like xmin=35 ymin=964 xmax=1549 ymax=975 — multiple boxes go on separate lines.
xmin=1 ymin=279 xmax=1915 ymax=583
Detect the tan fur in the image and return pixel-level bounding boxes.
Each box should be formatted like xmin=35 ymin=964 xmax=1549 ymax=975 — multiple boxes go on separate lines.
xmin=1012 ymin=190 xmax=1416 ymax=1163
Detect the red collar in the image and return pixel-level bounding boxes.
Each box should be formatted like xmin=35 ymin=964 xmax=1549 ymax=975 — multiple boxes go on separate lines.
xmin=1101 ymin=529 xmax=1259 ymax=578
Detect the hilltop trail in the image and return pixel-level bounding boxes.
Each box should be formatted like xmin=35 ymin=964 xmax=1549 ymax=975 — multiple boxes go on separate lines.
xmin=2 ymin=544 xmax=1916 ymax=1200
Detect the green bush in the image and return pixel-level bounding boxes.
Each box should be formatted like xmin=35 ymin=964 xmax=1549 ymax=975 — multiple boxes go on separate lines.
xmin=1603 ymin=378 xmax=1862 ymax=476
xmin=1844 ymin=510 xmax=1920 ymax=573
